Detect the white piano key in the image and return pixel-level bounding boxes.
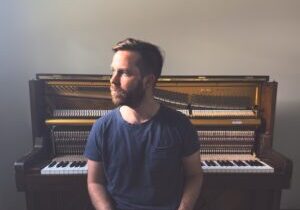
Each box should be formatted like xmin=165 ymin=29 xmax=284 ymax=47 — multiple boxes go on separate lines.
xmin=201 ymin=159 xmax=274 ymax=173
xmin=40 ymin=161 xmax=88 ymax=175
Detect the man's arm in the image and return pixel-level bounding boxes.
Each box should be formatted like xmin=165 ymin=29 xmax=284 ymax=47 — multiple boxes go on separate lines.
xmin=178 ymin=150 xmax=203 ymax=210
xmin=87 ymin=159 xmax=114 ymax=210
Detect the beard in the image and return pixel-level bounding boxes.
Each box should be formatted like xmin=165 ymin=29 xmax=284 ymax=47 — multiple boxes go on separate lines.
xmin=110 ymin=79 xmax=146 ymax=108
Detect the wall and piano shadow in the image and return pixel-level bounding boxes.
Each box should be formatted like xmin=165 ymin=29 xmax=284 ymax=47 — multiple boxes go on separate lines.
xmin=274 ymin=102 xmax=300 ymax=208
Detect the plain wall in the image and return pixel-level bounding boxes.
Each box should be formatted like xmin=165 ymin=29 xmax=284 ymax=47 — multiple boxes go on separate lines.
xmin=0 ymin=0 xmax=299 ymax=209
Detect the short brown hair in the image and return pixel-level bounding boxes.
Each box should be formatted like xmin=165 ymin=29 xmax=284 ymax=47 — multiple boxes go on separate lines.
xmin=112 ymin=38 xmax=163 ymax=80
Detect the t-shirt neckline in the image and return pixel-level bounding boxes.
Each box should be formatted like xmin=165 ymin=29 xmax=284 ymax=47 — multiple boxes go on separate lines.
xmin=116 ymin=105 xmax=162 ymax=128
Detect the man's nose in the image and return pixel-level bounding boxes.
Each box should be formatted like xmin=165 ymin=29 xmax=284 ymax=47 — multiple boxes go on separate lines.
xmin=110 ymin=72 xmax=120 ymax=84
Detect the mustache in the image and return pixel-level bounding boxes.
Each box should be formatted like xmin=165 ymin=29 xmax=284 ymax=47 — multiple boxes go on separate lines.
xmin=110 ymin=85 xmax=121 ymax=91
xmin=110 ymin=85 xmax=126 ymax=95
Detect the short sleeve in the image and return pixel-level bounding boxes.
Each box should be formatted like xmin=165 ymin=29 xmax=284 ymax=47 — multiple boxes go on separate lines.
xmin=181 ymin=117 xmax=200 ymax=157
xmin=84 ymin=120 xmax=103 ymax=161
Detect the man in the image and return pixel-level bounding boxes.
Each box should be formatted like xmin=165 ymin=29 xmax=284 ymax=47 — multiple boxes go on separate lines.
xmin=84 ymin=38 xmax=203 ymax=210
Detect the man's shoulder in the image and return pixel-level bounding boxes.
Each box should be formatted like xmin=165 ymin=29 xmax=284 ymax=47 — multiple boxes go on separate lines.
xmin=159 ymin=105 xmax=190 ymax=121
xmin=93 ymin=107 xmax=119 ymax=128
xmin=155 ymin=105 xmax=193 ymax=131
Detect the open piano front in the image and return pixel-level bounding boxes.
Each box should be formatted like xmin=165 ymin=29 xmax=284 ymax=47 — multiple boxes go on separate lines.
xmin=15 ymin=74 xmax=293 ymax=210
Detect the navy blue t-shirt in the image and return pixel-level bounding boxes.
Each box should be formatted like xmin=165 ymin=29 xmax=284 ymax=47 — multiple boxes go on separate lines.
xmin=84 ymin=105 xmax=199 ymax=210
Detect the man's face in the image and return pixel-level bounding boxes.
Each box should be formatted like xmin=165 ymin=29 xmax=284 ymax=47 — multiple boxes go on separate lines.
xmin=110 ymin=50 xmax=146 ymax=108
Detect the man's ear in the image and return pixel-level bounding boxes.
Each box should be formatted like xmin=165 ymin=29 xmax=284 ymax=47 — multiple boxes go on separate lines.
xmin=144 ymin=74 xmax=156 ymax=88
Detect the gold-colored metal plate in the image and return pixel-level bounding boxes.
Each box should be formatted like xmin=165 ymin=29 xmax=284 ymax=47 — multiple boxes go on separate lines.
xmin=45 ymin=119 xmax=96 ymax=126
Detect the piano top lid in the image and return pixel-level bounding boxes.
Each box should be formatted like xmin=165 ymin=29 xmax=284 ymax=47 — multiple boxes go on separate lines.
xmin=158 ymin=75 xmax=269 ymax=82
xmin=36 ymin=74 xmax=111 ymax=81
xmin=36 ymin=74 xmax=269 ymax=82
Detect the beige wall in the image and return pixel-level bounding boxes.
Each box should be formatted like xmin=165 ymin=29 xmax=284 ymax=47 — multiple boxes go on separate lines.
xmin=0 ymin=0 xmax=299 ymax=209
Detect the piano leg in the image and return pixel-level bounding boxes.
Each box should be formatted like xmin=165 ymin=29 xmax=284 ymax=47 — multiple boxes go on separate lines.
xmin=271 ymin=190 xmax=282 ymax=210
xmin=25 ymin=191 xmax=35 ymax=210
xmin=253 ymin=190 xmax=282 ymax=210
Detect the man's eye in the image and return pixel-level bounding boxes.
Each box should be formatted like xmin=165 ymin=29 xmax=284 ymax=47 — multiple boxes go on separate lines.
xmin=122 ymin=72 xmax=130 ymax=76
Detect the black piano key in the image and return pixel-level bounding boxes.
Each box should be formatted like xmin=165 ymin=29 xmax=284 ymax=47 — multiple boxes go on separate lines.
xmin=204 ymin=160 xmax=211 ymax=166
xmin=61 ymin=161 xmax=69 ymax=167
xmin=249 ymin=160 xmax=264 ymax=166
xmin=56 ymin=161 xmax=64 ymax=167
xmin=233 ymin=160 xmax=246 ymax=166
xmin=242 ymin=160 xmax=251 ymax=166
xmin=209 ymin=160 xmax=217 ymax=166
xmin=74 ymin=161 xmax=81 ymax=167
xmin=48 ymin=161 xmax=57 ymax=168
xmin=225 ymin=160 xmax=234 ymax=166
xmin=206 ymin=160 xmax=214 ymax=166
xmin=79 ymin=161 xmax=87 ymax=167
xmin=245 ymin=160 xmax=252 ymax=166
xmin=222 ymin=161 xmax=229 ymax=166
xmin=238 ymin=160 xmax=246 ymax=166
xmin=246 ymin=160 xmax=257 ymax=166
xmin=254 ymin=160 xmax=264 ymax=166
xmin=217 ymin=160 xmax=227 ymax=166
xmin=216 ymin=160 xmax=223 ymax=166
xmin=229 ymin=161 xmax=238 ymax=166
xmin=220 ymin=161 xmax=226 ymax=166
xmin=70 ymin=161 xmax=77 ymax=167
xmin=56 ymin=161 xmax=67 ymax=168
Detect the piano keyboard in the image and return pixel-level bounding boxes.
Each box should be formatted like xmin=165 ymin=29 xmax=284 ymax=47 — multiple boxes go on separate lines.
xmin=41 ymin=160 xmax=87 ymax=175
xmin=40 ymin=159 xmax=273 ymax=175
xmin=201 ymin=159 xmax=274 ymax=173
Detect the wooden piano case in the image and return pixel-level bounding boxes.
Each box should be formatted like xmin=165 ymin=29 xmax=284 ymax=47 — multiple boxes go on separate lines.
xmin=15 ymin=74 xmax=292 ymax=210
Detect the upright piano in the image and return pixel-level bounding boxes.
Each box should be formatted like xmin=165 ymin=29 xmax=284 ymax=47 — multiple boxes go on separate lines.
xmin=15 ymin=74 xmax=293 ymax=210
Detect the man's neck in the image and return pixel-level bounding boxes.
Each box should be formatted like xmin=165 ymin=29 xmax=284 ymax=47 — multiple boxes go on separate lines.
xmin=119 ymin=99 xmax=160 ymax=124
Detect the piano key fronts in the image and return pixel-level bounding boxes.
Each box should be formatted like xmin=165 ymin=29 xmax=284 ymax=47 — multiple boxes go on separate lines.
xmin=15 ymin=74 xmax=292 ymax=210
